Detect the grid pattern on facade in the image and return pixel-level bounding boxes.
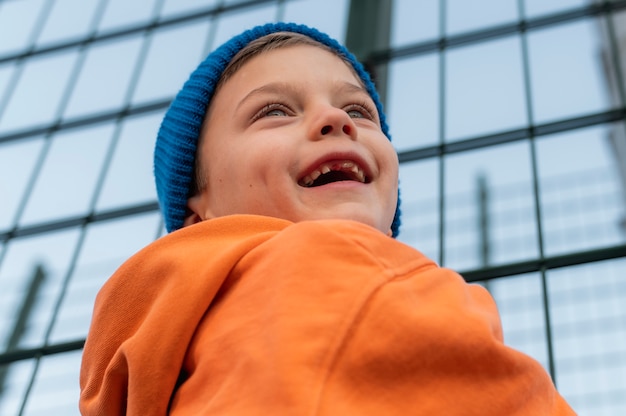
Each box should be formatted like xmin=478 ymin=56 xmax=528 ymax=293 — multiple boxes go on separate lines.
xmin=0 ymin=0 xmax=624 ymax=415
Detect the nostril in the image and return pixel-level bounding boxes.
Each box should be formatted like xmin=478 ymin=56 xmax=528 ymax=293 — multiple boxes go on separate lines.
xmin=321 ymin=125 xmax=332 ymax=135
xmin=342 ymin=125 xmax=351 ymax=135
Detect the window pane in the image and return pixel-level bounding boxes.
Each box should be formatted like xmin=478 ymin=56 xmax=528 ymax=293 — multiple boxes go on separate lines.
xmin=97 ymin=0 xmax=157 ymax=34
xmin=445 ymin=35 xmax=527 ymax=141
xmin=95 ymin=112 xmax=163 ymax=211
xmin=0 ymin=228 xmax=81 ymax=350
xmin=524 ymin=0 xmax=586 ymax=19
xmin=443 ymin=141 xmax=538 ymax=271
xmin=527 ymin=18 xmax=608 ymax=124
xmin=0 ymin=61 xmax=15 ymax=103
xmin=63 ymin=36 xmax=143 ymax=120
xmin=19 ymin=123 xmax=115 ymax=226
xmin=35 ymin=0 xmax=101 ymax=47
xmin=49 ymin=213 xmax=161 ymax=343
xmin=387 ymin=53 xmax=439 ymax=151
xmin=397 ymin=158 xmax=440 ymax=262
xmin=548 ymin=258 xmax=626 ymax=416
xmin=0 ymin=49 xmax=79 ymax=134
xmin=446 ymin=0 xmax=518 ymax=36
xmin=0 ymin=0 xmax=46 ymax=56
xmin=210 ymin=5 xmax=279 ymax=51
xmin=0 ymin=360 xmax=36 ymax=415
xmin=0 ymin=136 xmax=45 ymax=231
xmin=132 ymin=20 xmax=211 ymax=105
xmin=391 ymin=0 xmax=438 ymax=47
xmin=160 ymin=0 xmax=219 ymax=20
xmin=280 ymin=0 xmax=350 ymax=42
xmin=488 ymin=273 xmax=549 ymax=370
xmin=20 ymin=350 xmax=82 ymax=416
xmin=536 ymin=124 xmax=625 ymax=256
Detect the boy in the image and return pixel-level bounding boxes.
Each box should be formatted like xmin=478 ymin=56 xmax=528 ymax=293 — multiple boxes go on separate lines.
xmin=79 ymin=23 xmax=575 ymax=415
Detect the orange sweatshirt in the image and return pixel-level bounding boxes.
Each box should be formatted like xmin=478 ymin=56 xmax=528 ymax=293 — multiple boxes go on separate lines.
xmin=79 ymin=215 xmax=575 ymax=415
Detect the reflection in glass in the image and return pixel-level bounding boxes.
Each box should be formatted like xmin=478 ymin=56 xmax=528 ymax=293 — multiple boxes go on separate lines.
xmin=0 ymin=49 xmax=78 ymax=134
xmin=97 ymin=0 xmax=157 ymax=34
xmin=391 ymin=0 xmax=438 ymax=47
xmin=280 ymin=0 xmax=350 ymax=42
xmin=19 ymin=123 xmax=115 ymax=226
xmin=20 ymin=350 xmax=82 ymax=416
xmin=548 ymin=258 xmax=626 ymax=415
xmin=536 ymin=124 xmax=625 ymax=256
xmin=49 ymin=213 xmax=161 ymax=344
xmin=443 ymin=141 xmax=538 ymax=270
xmin=445 ymin=35 xmax=527 ymax=141
xmin=387 ymin=53 xmax=439 ymax=151
xmin=398 ymin=158 xmax=440 ymax=262
xmin=446 ymin=0 xmax=517 ymax=36
xmin=0 ymin=137 xmax=45 ymax=231
xmin=35 ymin=0 xmax=100 ymax=47
xmin=95 ymin=112 xmax=164 ymax=211
xmin=489 ymin=273 xmax=548 ymax=369
xmin=0 ymin=0 xmax=45 ymax=56
xmin=0 ymin=229 xmax=81 ymax=351
xmin=132 ymin=21 xmax=210 ymax=105
xmin=62 ymin=36 xmax=143 ymax=120
xmin=527 ymin=18 xmax=608 ymax=124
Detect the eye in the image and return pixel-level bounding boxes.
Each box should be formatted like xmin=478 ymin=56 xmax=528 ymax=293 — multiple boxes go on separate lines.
xmin=252 ymin=103 xmax=290 ymax=121
xmin=344 ymin=102 xmax=376 ymax=121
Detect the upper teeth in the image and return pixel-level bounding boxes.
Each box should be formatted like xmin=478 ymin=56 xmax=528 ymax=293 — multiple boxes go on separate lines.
xmin=300 ymin=160 xmax=366 ymax=187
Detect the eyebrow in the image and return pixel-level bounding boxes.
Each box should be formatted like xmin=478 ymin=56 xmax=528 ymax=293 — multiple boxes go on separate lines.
xmin=235 ymin=80 xmax=370 ymax=113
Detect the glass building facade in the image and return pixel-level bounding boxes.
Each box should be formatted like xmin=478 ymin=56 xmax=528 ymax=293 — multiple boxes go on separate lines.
xmin=0 ymin=0 xmax=624 ymax=414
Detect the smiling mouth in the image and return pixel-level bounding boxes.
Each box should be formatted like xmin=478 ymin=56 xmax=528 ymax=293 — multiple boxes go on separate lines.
xmin=298 ymin=160 xmax=369 ymax=188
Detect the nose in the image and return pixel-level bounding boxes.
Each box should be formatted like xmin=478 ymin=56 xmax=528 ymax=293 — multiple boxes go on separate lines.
xmin=310 ymin=106 xmax=358 ymax=141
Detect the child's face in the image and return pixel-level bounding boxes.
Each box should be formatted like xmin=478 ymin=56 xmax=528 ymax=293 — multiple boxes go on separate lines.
xmin=186 ymin=44 xmax=399 ymax=235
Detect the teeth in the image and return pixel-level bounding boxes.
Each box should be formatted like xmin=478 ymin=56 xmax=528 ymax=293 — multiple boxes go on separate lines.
xmin=300 ymin=160 xmax=367 ymax=187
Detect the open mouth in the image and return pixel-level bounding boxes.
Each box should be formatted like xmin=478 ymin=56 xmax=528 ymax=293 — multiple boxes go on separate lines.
xmin=298 ymin=160 xmax=369 ymax=188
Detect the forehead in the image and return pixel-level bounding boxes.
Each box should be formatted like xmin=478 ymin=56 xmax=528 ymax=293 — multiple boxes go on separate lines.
xmin=223 ymin=44 xmax=365 ymax=92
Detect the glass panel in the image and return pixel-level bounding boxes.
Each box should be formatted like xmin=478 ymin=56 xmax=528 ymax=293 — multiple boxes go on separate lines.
xmin=280 ymin=0 xmax=350 ymax=43
xmin=391 ymin=0 xmax=438 ymax=47
xmin=548 ymin=258 xmax=626 ymax=415
xmin=131 ymin=20 xmax=210 ymax=105
xmin=49 ymin=212 xmax=162 ymax=343
xmin=524 ymin=0 xmax=586 ymax=19
xmin=536 ymin=124 xmax=625 ymax=256
xmin=35 ymin=0 xmax=101 ymax=47
xmin=445 ymin=35 xmax=527 ymax=141
xmin=97 ymin=0 xmax=157 ymax=34
xmin=488 ymin=273 xmax=549 ymax=370
xmin=527 ymin=17 xmax=608 ymax=124
xmin=0 ymin=360 xmax=36 ymax=416
xmin=0 ymin=62 xmax=15 ymax=103
xmin=0 ymin=0 xmax=46 ymax=56
xmin=19 ymin=123 xmax=115 ymax=226
xmin=0 ymin=228 xmax=81 ymax=351
xmin=443 ymin=141 xmax=538 ymax=271
xmin=160 ymin=0 xmax=219 ymax=20
xmin=387 ymin=53 xmax=439 ymax=151
xmin=397 ymin=158 xmax=440 ymax=262
xmin=95 ymin=112 xmax=164 ymax=211
xmin=0 ymin=49 xmax=79 ymax=134
xmin=62 ymin=36 xmax=143 ymax=120
xmin=20 ymin=350 xmax=82 ymax=416
xmin=602 ymin=10 xmax=626 ymax=107
xmin=446 ymin=0 xmax=518 ymax=36
xmin=210 ymin=5 xmax=280 ymax=51
xmin=0 ymin=136 xmax=45 ymax=231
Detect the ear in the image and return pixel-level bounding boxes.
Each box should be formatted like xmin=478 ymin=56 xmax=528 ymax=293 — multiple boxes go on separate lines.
xmin=183 ymin=210 xmax=203 ymax=227
xmin=183 ymin=193 xmax=212 ymax=227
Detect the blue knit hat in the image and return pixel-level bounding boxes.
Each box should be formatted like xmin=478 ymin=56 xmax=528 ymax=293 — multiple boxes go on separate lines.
xmin=155 ymin=22 xmax=401 ymax=236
